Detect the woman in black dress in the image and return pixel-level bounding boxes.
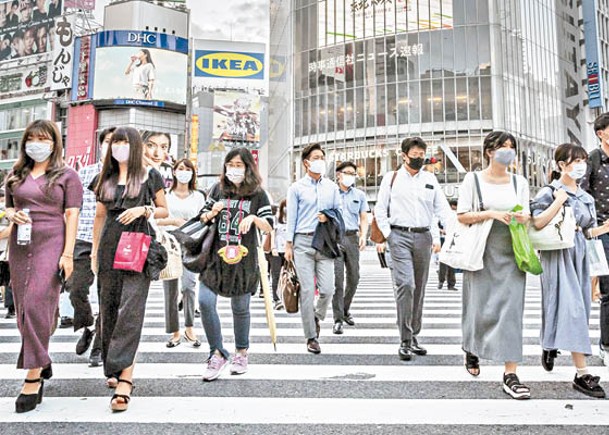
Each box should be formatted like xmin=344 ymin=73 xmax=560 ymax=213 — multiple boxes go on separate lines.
xmin=91 ymin=127 xmax=168 ymax=412
xmin=198 ymin=147 xmax=273 ymax=381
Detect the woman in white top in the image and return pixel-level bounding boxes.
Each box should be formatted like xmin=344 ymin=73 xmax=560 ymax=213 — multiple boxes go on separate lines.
xmin=457 ymin=131 xmax=532 ymax=400
xmin=269 ymin=199 xmax=288 ymax=310
xmin=157 ymin=159 xmax=206 ymax=348
xmin=124 ymin=49 xmax=155 ymax=100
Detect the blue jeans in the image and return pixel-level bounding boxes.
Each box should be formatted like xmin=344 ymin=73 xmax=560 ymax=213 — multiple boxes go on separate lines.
xmin=198 ymin=282 xmax=251 ymax=359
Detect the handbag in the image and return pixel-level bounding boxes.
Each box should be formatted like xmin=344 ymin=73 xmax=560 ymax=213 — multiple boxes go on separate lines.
xmin=528 ymin=186 xmax=576 ymax=250
xmin=176 ymin=220 xmax=217 ymax=273
xmin=587 ymin=238 xmax=609 ymax=276
xmin=113 ymin=231 xmax=151 ymax=273
xmin=279 ymin=260 xmax=300 ymax=314
xmin=439 ymin=173 xmax=494 ymax=271
xmin=370 ymin=171 xmax=398 ymax=244
xmin=158 ymin=230 xmax=183 ymax=281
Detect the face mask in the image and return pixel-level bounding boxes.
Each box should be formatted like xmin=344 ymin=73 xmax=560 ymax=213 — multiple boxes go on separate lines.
xmin=407 ymin=157 xmax=424 ymax=171
xmin=226 ymin=167 xmax=245 ymax=184
xmin=567 ymin=162 xmax=587 ymax=180
xmin=25 ymin=141 xmax=52 ymax=163
xmin=100 ymin=143 xmax=109 ymax=161
xmin=111 ymin=144 xmax=130 ymax=163
xmin=175 ymin=170 xmax=193 ymax=184
xmin=307 ymin=159 xmax=326 ymax=174
xmin=493 ymin=148 xmax=516 ymax=166
xmin=341 ymin=174 xmax=356 ymax=187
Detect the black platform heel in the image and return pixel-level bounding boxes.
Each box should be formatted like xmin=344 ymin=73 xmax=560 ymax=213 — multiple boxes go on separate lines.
xmin=41 ymin=364 xmax=53 ymax=380
xmin=15 ymin=378 xmax=44 ymax=413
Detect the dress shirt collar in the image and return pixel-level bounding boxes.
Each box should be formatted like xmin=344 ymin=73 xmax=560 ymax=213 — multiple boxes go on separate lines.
xmin=304 ymin=173 xmax=324 ymax=185
xmin=398 ymin=165 xmax=424 ymax=179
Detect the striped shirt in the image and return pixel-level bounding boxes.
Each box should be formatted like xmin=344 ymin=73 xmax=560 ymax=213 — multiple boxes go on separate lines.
xmin=76 ymin=162 xmax=102 ymax=243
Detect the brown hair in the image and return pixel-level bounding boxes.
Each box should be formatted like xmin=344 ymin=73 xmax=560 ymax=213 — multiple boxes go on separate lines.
xmin=171 ymin=158 xmax=197 ymax=192
xmin=95 ymin=127 xmax=147 ymax=201
xmin=6 ymin=119 xmax=66 ymax=192
xmin=220 ymin=147 xmax=262 ymax=197
xmin=277 ymin=198 xmax=287 ymax=224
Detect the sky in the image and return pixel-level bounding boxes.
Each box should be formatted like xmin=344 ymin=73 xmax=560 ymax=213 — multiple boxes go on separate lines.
xmin=92 ymin=0 xmax=269 ymax=42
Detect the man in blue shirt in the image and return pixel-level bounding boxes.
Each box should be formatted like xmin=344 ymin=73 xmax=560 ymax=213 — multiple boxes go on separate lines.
xmin=285 ymin=143 xmax=341 ymax=354
xmin=332 ymin=161 xmax=368 ymax=335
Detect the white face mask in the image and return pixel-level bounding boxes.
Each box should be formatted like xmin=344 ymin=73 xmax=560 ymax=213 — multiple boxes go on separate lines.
xmin=111 ymin=144 xmax=130 ymax=163
xmin=307 ymin=159 xmax=326 ymax=174
xmin=25 ymin=141 xmax=52 ymax=163
xmin=341 ymin=174 xmax=356 ymax=187
xmin=226 ymin=167 xmax=245 ymax=184
xmin=567 ymin=162 xmax=587 ymax=180
xmin=175 ymin=170 xmax=193 ymax=184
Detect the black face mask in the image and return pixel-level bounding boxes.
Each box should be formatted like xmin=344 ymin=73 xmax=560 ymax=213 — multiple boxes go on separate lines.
xmin=407 ymin=157 xmax=424 ymax=171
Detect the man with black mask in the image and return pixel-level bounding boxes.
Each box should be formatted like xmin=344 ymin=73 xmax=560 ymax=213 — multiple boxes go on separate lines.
xmin=375 ymin=137 xmax=451 ymax=361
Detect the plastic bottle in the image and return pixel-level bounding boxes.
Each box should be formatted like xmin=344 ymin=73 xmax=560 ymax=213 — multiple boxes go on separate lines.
xmin=17 ymin=209 xmax=31 ymax=245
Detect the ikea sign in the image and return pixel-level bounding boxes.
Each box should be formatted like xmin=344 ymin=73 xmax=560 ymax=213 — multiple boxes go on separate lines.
xmin=194 ymin=50 xmax=264 ymax=80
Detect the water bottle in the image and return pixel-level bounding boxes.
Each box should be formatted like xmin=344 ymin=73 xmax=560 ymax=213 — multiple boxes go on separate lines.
xmin=17 ymin=209 xmax=31 ymax=245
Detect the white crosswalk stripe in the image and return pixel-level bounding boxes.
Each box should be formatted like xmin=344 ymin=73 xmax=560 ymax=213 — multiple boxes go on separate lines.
xmin=0 ymin=253 xmax=606 ymax=433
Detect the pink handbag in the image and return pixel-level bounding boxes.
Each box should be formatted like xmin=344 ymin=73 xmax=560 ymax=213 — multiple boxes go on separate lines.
xmin=113 ymin=232 xmax=151 ymax=273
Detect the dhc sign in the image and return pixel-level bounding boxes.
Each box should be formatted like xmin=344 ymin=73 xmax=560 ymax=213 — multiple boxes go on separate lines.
xmin=195 ymin=50 xmax=265 ymax=80
xmin=95 ymin=31 xmax=189 ymax=54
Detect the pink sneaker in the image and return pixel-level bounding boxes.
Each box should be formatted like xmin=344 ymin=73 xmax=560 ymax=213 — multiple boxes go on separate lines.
xmin=203 ymin=354 xmax=228 ymax=382
xmin=230 ymin=353 xmax=248 ymax=375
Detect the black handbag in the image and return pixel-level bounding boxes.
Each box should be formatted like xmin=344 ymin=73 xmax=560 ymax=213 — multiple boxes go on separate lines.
xmin=0 ymin=260 xmax=10 ymax=287
xmin=171 ymin=217 xmax=217 ymax=273
xmin=145 ymin=237 xmax=168 ymax=280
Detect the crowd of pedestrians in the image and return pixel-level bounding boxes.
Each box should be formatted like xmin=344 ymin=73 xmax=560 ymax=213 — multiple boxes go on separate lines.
xmin=4 ymin=114 xmax=609 ymax=414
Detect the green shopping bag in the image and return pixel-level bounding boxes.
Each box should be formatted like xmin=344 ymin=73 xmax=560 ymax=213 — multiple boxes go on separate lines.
xmin=509 ymin=205 xmax=543 ymax=275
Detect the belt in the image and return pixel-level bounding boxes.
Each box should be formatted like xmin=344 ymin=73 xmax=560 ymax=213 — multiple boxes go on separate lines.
xmin=390 ymin=225 xmax=430 ymax=233
xmin=345 ymin=230 xmax=359 ymax=236
xmin=297 ymin=232 xmax=315 ymax=236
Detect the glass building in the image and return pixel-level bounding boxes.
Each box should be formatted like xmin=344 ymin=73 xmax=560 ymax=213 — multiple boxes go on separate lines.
xmin=270 ymin=0 xmax=582 ymax=202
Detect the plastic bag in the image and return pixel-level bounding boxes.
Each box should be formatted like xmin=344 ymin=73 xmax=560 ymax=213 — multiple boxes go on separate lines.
xmin=587 ymin=239 xmax=609 ymax=277
xmin=509 ymin=205 xmax=542 ymax=275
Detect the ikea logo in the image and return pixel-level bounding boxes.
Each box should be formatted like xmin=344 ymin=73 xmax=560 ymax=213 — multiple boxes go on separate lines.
xmin=195 ymin=50 xmax=265 ymax=80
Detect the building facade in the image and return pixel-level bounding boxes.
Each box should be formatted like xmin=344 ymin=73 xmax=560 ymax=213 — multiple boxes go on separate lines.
xmin=270 ymin=0 xmax=592 ymax=202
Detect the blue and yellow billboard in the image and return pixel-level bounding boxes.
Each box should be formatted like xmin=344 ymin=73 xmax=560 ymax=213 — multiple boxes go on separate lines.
xmin=194 ymin=50 xmax=264 ymax=80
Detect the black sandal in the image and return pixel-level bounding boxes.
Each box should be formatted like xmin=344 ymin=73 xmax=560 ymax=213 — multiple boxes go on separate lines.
xmin=110 ymin=378 xmax=134 ymax=412
xmin=464 ymin=351 xmax=480 ymax=377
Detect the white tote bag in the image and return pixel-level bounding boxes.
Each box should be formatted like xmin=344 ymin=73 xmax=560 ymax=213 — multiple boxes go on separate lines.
xmin=439 ymin=174 xmax=494 ymax=271
xmin=587 ymin=239 xmax=609 ymax=277
xmin=528 ymin=186 xmax=576 ymax=250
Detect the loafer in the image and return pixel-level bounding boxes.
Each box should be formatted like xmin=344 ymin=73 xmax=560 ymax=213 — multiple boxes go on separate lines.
xmin=88 ymin=349 xmax=102 ymax=367
xmin=344 ymin=313 xmax=355 ymax=326
xmin=315 ymin=317 xmax=320 ymax=339
xmin=573 ymin=374 xmax=606 ymax=398
xmin=307 ymin=338 xmax=321 ymax=354
xmin=333 ymin=321 xmax=344 ymax=335
xmin=541 ymin=349 xmax=558 ymax=372
xmin=409 ymin=337 xmax=427 ymax=356
xmin=437 ymin=282 xmax=444 ymax=289
xmin=76 ymin=328 xmax=94 ymax=355
xmin=447 ymin=286 xmax=457 ymax=291
xmin=398 ymin=342 xmax=413 ymax=361
xmin=59 ymin=316 xmax=73 ymax=329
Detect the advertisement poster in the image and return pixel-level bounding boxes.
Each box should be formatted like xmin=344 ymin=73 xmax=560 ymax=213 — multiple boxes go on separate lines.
xmin=91 ymin=31 xmax=188 ymax=105
xmin=50 ymin=13 xmax=74 ymax=90
xmin=0 ymin=62 xmax=48 ymax=98
xmin=64 ymin=0 xmax=94 ymax=10
xmin=212 ymin=91 xmax=261 ymax=148
xmin=0 ymin=0 xmax=63 ymax=62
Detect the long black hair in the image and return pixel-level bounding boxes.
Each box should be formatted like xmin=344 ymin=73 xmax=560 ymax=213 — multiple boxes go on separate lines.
xmin=140 ymin=49 xmax=155 ymax=68
xmin=219 ymin=147 xmax=262 ymax=197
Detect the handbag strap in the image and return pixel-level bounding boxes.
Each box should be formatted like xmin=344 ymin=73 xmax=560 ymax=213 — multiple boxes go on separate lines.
xmin=387 ymin=170 xmax=398 ymax=217
xmin=473 ymin=173 xmax=485 ymax=211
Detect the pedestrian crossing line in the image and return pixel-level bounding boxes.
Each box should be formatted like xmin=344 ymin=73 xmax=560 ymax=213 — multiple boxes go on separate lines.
xmin=0 ymin=342 xmax=597 ymax=356
xmin=0 ymin=397 xmax=608 ymax=425
xmin=0 ymin=363 xmax=606 ymax=382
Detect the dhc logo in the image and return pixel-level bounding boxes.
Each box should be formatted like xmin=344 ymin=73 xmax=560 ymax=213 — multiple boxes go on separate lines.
xmin=195 ymin=50 xmax=264 ymax=79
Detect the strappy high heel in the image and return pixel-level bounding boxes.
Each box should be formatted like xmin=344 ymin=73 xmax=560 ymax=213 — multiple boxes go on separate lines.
xmin=15 ymin=378 xmax=44 ymax=413
xmin=110 ymin=378 xmax=134 ymax=412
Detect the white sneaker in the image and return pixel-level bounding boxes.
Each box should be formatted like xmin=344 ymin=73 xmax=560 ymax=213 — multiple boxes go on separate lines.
xmin=230 ymin=353 xmax=248 ymax=375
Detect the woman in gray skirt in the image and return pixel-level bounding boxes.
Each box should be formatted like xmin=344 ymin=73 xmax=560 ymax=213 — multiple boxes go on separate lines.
xmin=457 ymin=131 xmax=531 ymax=400
xmin=531 ymin=143 xmax=607 ymax=398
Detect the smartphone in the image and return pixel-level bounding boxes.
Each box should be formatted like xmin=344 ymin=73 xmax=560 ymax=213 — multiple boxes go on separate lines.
xmin=58 ymin=268 xmax=66 ymax=285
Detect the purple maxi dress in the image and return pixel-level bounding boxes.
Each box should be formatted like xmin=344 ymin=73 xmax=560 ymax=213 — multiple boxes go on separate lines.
xmin=6 ymin=168 xmax=83 ymax=369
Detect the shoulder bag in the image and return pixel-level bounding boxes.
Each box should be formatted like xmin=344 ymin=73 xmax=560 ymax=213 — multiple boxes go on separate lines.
xmin=439 ymin=173 xmax=494 ymax=271
xmin=171 ymin=216 xmax=217 ymax=273
xmin=370 ymin=171 xmax=398 ymax=244
xmin=279 ymin=260 xmax=300 ymax=314
xmin=158 ymin=230 xmax=183 ymax=281
xmin=528 ymin=186 xmax=576 ymax=250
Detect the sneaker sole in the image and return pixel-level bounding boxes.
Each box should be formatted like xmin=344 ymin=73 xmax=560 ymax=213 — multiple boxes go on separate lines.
xmin=503 ymin=384 xmax=530 ymax=400
xmin=230 ymin=368 xmax=248 ymax=375
xmin=203 ymin=363 xmax=228 ymax=382
xmin=572 ymin=382 xmax=607 ymax=398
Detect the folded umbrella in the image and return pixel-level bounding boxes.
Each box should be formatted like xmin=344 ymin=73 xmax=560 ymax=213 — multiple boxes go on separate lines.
xmin=257 ymin=231 xmax=277 ymax=351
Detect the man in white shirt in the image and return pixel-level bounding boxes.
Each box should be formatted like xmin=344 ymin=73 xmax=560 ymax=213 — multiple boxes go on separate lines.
xmin=374 ymin=137 xmax=451 ymax=361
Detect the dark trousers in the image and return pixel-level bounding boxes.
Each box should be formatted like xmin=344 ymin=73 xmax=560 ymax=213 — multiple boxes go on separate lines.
xmin=269 ymin=252 xmax=285 ymax=302
xmin=4 ymin=285 xmax=14 ymax=310
xmin=438 ymin=262 xmax=456 ymax=287
xmin=599 ymin=234 xmax=609 ymax=347
xmin=66 ymin=240 xmax=101 ymax=352
xmin=332 ymin=233 xmax=361 ymax=323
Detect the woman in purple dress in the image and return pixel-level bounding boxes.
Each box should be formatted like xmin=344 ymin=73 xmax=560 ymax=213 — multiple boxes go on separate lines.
xmin=5 ymin=120 xmax=83 ymax=413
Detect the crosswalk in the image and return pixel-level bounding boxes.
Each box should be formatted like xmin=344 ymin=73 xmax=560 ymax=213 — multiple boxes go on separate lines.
xmin=0 ymin=253 xmax=608 ymax=433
